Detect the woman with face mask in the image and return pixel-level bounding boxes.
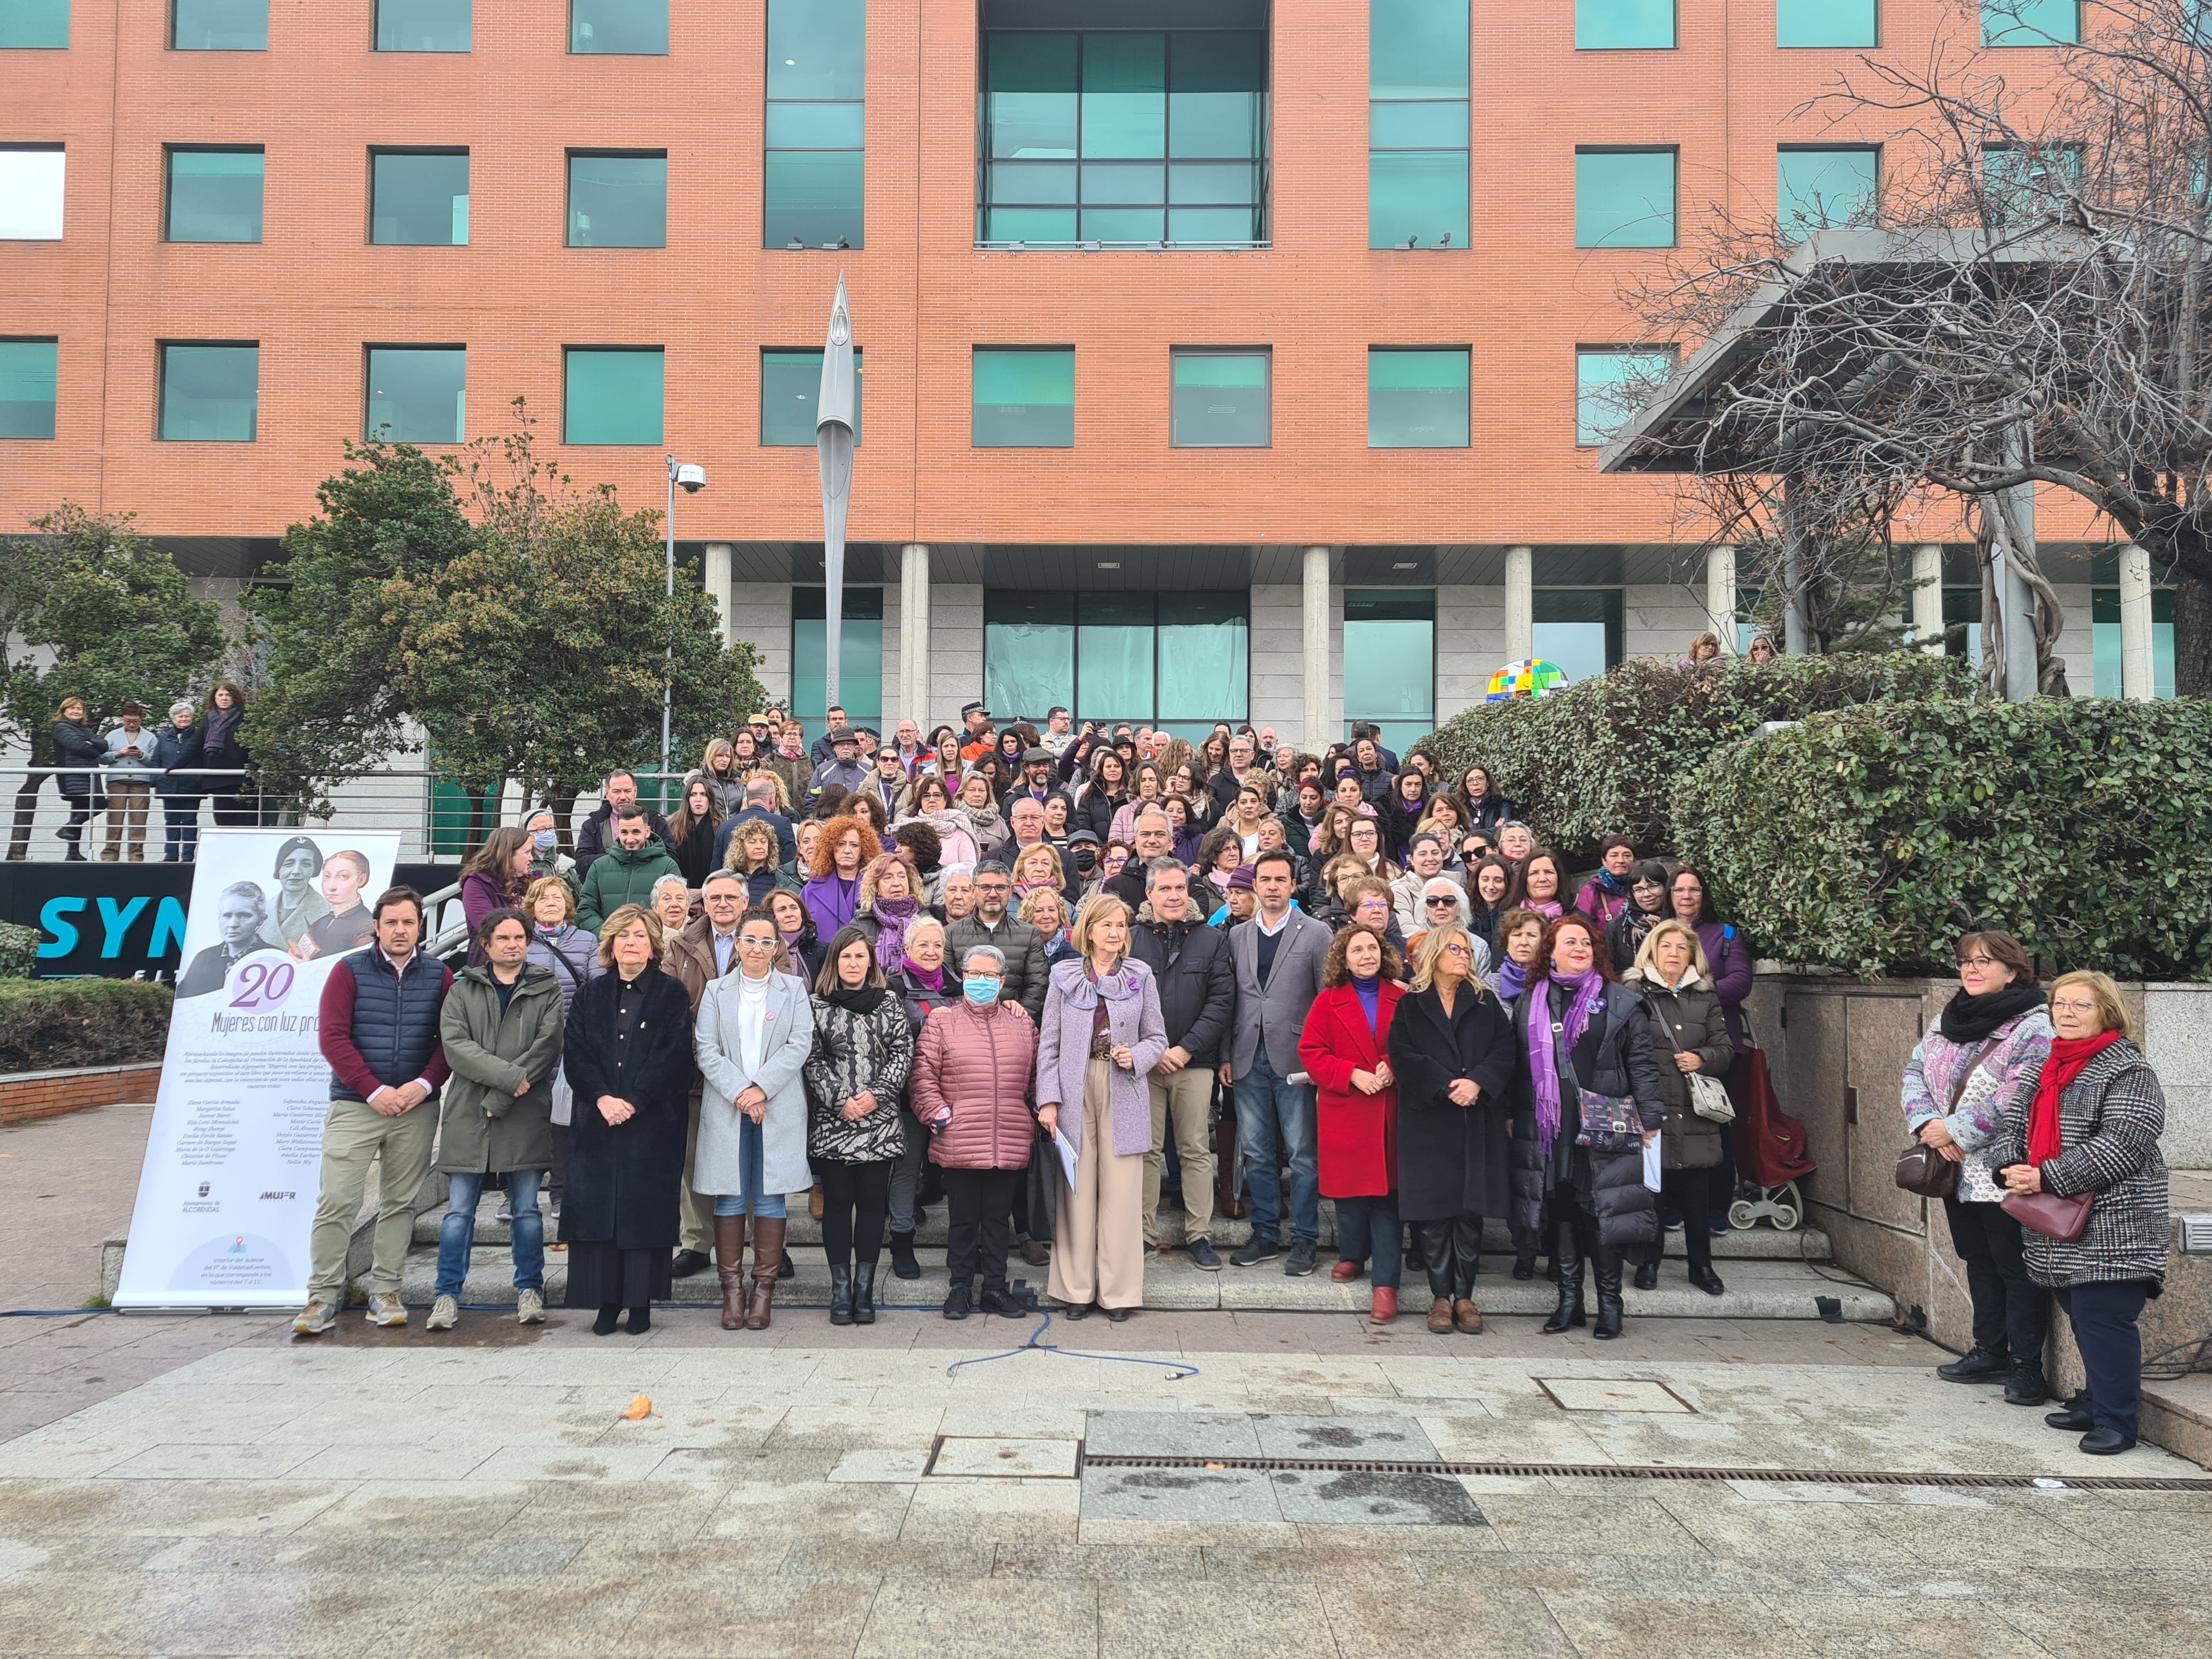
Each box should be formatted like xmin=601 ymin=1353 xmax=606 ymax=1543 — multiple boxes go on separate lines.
xmin=523 ymin=811 xmax=580 ymax=896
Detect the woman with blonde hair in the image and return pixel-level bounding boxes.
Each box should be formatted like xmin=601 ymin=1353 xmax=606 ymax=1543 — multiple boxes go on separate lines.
xmin=721 ymin=817 xmax=794 ymax=906
xmin=1622 ymin=919 xmax=1734 ymax=1295
xmin=1009 ymin=841 xmax=1066 ymax=905
xmin=852 ymin=851 xmax=925 ymax=976
xmin=1021 ymin=886 xmax=1074 ymax=965
xmin=699 ymin=737 xmax=744 ymax=817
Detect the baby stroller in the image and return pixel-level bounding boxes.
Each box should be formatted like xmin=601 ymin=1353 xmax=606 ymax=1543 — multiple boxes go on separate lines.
xmin=1724 ymin=1014 xmax=1815 ymax=1231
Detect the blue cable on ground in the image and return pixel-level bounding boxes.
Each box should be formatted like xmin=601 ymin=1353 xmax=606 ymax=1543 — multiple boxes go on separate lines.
xmin=943 ymin=1307 xmax=1197 ymax=1381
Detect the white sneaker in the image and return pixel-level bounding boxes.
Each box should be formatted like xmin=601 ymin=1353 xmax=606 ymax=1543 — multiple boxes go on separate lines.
xmin=365 ymin=1292 xmax=408 ymax=1327
xmin=292 ymin=1300 xmax=336 ymax=1336
xmin=516 ymin=1290 xmax=545 ymax=1325
xmin=426 ymin=1295 xmax=459 ymax=1331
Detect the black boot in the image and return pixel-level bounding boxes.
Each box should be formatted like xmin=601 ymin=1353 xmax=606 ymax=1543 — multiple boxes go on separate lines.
xmin=592 ymin=1304 xmax=620 ymax=1336
xmin=1512 ymin=1228 xmax=1537 ymax=1280
xmin=1590 ymin=1244 xmax=1624 ymax=1340
xmin=2004 ymin=1359 xmax=2050 ymax=1407
xmin=1633 ymin=1251 xmax=1658 ymax=1292
xmin=1541 ymin=1220 xmax=1585 ymax=1335
xmin=889 ymin=1231 xmax=921 ymax=1280
xmin=779 ymin=1249 xmax=795 ymax=1280
xmin=828 ymin=1265 xmax=855 ymax=1326
xmin=853 ymin=1263 xmax=878 ymax=1325
xmin=1937 ymin=1344 xmax=2010 ymax=1383
xmin=1404 ymin=1226 xmax=1429 ymax=1274
xmin=625 ymin=1304 xmax=651 ymax=1335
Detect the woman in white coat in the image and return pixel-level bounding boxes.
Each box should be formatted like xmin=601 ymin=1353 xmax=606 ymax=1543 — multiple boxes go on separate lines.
xmin=694 ymin=910 xmax=817 ymax=1330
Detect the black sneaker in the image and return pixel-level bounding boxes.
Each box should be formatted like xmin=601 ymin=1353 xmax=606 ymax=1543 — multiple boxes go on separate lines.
xmin=1284 ymin=1239 xmax=1318 ymax=1277
xmin=942 ymin=1283 xmax=972 ymax=1321
xmin=978 ymin=1282 xmax=1035 ymax=1317
xmin=1936 ymin=1345 xmax=2010 ymax=1384
xmin=2004 ymin=1362 xmax=2050 ymax=1407
xmin=1188 ymin=1238 xmax=1223 ymax=1271
xmin=1230 ymin=1235 xmax=1279 ymax=1268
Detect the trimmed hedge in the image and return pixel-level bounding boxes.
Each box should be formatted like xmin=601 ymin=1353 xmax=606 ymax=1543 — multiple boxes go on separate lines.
xmin=1673 ymin=697 xmax=2212 ymax=980
xmin=0 ymin=923 xmax=37 ymax=981
xmin=1414 ymin=654 xmax=1973 ymax=862
xmin=0 ymin=979 xmax=174 ymax=1072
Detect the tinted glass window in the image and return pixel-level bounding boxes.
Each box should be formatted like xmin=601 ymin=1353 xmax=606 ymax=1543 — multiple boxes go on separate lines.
xmin=159 ymin=343 xmax=258 ymax=441
xmin=0 ymin=339 xmax=58 ymax=438
xmin=174 ymin=0 xmax=267 ymax=49
xmin=571 ymin=0 xmax=665 ymax=54
xmin=166 ymin=149 xmax=263 ymax=243
xmin=376 ymin=0 xmax=469 ymax=50
xmin=1368 ymin=348 xmax=1469 ymax=448
xmin=563 ymin=347 xmax=663 ymax=444
xmin=1576 ymin=0 xmax=1675 ymax=48
xmin=568 ymin=153 xmax=666 ymax=247
xmin=366 ymin=346 xmax=465 ymax=443
xmin=765 ymin=0 xmax=864 ymax=247
xmin=1776 ymin=0 xmax=1877 ymax=46
xmin=973 ymin=348 xmax=1075 ymax=447
xmin=760 ymin=347 xmax=862 ymax=446
xmin=1170 ymin=351 xmax=1268 ymax=447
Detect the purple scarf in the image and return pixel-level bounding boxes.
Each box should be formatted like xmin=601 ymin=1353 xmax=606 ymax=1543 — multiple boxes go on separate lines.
xmin=901 ymin=955 xmax=944 ymax=994
xmin=1496 ymin=958 xmax=1529 ymax=1005
xmin=1526 ymin=967 xmax=1606 ymax=1156
xmin=871 ymin=894 xmax=921 ymax=973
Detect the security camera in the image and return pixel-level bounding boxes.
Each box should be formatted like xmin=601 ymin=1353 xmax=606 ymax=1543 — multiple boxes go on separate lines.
xmin=675 ymin=463 xmax=706 ymax=493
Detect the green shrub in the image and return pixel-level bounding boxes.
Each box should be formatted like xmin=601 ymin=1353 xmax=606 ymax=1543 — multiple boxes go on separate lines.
xmin=0 ymin=923 xmax=37 ymax=981
xmin=1414 ymin=653 xmax=1974 ymax=861
xmin=0 ymin=979 xmax=174 ymax=1072
xmin=1673 ymin=697 xmax=2212 ymax=980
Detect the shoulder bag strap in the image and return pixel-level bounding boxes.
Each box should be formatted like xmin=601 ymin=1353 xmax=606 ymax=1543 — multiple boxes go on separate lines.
xmin=1945 ymin=1039 xmax=1999 ymax=1113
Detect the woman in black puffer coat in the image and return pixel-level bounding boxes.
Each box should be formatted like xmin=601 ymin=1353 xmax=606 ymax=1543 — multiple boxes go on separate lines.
xmin=1509 ymin=912 xmax=1666 ymax=1341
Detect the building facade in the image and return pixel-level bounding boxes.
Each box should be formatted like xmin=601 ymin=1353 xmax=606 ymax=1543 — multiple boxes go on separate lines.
xmin=1 ymin=0 xmax=2175 ymax=753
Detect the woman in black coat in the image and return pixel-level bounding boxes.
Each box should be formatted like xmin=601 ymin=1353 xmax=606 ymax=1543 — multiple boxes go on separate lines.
xmin=50 ymin=696 xmax=106 ymax=861
xmin=1387 ymin=923 xmax=1518 ymax=1336
xmin=1509 ymin=913 xmax=1667 ymax=1340
xmin=561 ymin=903 xmax=696 ymax=1335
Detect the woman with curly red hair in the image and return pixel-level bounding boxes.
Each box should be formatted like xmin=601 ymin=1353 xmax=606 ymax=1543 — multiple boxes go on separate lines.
xmin=802 ymin=815 xmax=882 ymax=942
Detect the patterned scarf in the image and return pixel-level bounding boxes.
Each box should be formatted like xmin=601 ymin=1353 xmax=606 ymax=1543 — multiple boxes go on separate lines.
xmin=871 ymin=894 xmax=921 ymax=974
xmin=1526 ymin=967 xmax=1606 ymax=1156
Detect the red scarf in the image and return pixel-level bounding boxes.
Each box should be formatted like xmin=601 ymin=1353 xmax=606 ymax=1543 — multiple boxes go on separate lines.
xmin=2027 ymin=1031 xmax=2123 ymax=1165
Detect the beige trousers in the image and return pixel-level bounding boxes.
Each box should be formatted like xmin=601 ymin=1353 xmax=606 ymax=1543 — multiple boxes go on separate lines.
xmin=1143 ymin=1066 xmax=1215 ymax=1245
xmin=306 ymin=1095 xmax=437 ymax=1305
xmin=1048 ymin=1059 xmax=1147 ymax=1311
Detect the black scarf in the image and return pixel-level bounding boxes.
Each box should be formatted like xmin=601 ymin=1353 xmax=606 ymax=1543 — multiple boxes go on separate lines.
xmin=1938 ymin=983 xmax=2045 ymax=1043
xmin=828 ymin=984 xmax=886 ymax=1015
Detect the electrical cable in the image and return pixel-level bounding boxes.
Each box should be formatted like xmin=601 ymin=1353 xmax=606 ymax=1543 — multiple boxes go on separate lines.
xmin=944 ymin=1308 xmax=1197 ymax=1381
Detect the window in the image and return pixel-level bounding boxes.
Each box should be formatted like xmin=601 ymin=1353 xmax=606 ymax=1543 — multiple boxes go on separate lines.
xmin=1576 ymin=148 xmax=1677 ymax=247
xmin=766 ymin=0 xmax=864 ymax=249
xmin=1170 ymin=348 xmax=1268 ymax=447
xmin=1533 ymin=589 xmax=1623 ymax=681
xmin=0 ymin=147 xmax=65 ymax=240
xmin=792 ymin=586 xmax=883 ymax=746
xmin=760 ymin=348 xmax=863 ymax=447
xmin=1980 ymin=143 xmax=2083 ymax=223
xmin=376 ymin=0 xmax=469 ymax=51
xmin=1343 ymin=590 xmax=1435 ymax=755
xmin=1943 ymin=586 xmax=1983 ymax=667
xmin=173 ymin=0 xmax=266 ymax=49
xmin=1776 ymin=0 xmax=1877 ymax=46
xmin=0 ymin=339 xmax=58 ymax=439
xmin=1368 ymin=348 xmax=1468 ymax=448
xmin=1778 ymin=146 xmax=1878 ymax=238
xmin=570 ymin=0 xmax=665 ymax=54
xmin=165 ymin=146 xmax=263 ymax=243
xmin=1 ymin=0 xmax=67 ymax=47
xmin=1576 ymin=347 xmax=1672 ymax=447
xmin=1369 ymin=0 xmax=1466 ymax=249
xmin=562 ymin=347 xmax=662 ymax=444
xmin=2092 ymin=588 xmax=2176 ymax=698
xmin=366 ymin=345 xmax=465 ymax=443
xmin=983 ymin=591 xmax=1248 ymax=733
xmin=979 ymin=31 xmax=1267 ymax=248
xmin=1982 ymin=0 xmax=2078 ymax=44
xmin=1577 ymin=0 xmax=1675 ymax=49
xmin=973 ymin=348 xmax=1074 ymax=448
xmin=370 ymin=150 xmax=468 ymax=245
xmin=568 ymin=151 xmax=665 ymax=247
xmin=158 ymin=343 xmax=258 ymax=441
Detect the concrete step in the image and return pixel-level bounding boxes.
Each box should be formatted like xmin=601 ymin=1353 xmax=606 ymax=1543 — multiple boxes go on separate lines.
xmin=416 ymin=1191 xmax=1831 ymax=1263
xmin=396 ymin=1240 xmax=1891 ymax=1322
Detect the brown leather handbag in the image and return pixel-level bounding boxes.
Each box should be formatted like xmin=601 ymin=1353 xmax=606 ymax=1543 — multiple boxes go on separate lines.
xmin=1894 ymin=1040 xmax=1995 ymax=1201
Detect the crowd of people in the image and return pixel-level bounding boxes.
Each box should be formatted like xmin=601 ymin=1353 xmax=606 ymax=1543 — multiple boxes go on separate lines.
xmin=284 ymin=702 xmax=2175 ymax=1450
xmin=44 ymin=685 xmax=255 ymax=862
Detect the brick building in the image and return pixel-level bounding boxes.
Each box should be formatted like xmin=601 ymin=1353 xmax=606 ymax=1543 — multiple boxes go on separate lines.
xmin=0 ymin=0 xmax=2176 ymax=756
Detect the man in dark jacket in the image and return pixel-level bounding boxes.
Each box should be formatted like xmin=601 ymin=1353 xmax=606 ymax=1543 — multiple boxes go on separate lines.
xmin=296 ymin=887 xmax=453 ymax=1336
xmin=809 ymin=704 xmax=851 ymax=765
xmin=805 ymin=726 xmax=872 ymax=810
xmin=1128 ymin=858 xmax=1234 ymax=1268
xmin=574 ymin=770 xmax=674 ymax=877
xmin=946 ymin=861 xmax=1047 ymax=1022
xmin=1102 ymin=807 xmax=1176 ymax=911
xmin=712 ymin=777 xmax=796 ymax=867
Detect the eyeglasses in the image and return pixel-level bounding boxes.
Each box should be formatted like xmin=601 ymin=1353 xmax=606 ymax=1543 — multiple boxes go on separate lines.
xmin=1425 ymin=895 xmax=1458 ymax=907
xmin=1957 ymin=956 xmax=1999 ymax=969
xmin=1443 ymin=943 xmax=1471 ymax=958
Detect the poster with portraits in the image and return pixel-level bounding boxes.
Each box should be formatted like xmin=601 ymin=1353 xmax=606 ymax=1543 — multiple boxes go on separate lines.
xmin=115 ymin=829 xmax=405 ymax=1310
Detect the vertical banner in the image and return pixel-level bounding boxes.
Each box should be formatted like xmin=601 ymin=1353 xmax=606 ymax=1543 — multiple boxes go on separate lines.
xmin=116 ymin=830 xmax=406 ymax=1310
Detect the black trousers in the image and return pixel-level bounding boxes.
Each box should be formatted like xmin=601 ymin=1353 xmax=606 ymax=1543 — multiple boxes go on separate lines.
xmin=1417 ymin=1214 xmax=1483 ymax=1301
xmin=2056 ymin=1280 xmax=2153 ymax=1441
xmin=1638 ymin=1165 xmax=1723 ymax=1272
xmin=819 ymin=1158 xmax=892 ymax=1270
xmin=1943 ymin=1197 xmax=2050 ymax=1362
xmin=944 ymin=1166 xmax=1021 ymax=1288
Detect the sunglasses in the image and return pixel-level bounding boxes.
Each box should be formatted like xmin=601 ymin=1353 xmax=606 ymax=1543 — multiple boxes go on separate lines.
xmin=1425 ymin=895 xmax=1458 ymax=907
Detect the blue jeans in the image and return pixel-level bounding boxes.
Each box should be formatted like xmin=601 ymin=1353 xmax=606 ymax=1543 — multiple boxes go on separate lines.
xmin=436 ymin=1169 xmax=544 ymax=1299
xmin=709 ymin=1116 xmax=787 ymax=1219
xmin=1234 ymin=1043 xmax=1319 ymax=1244
xmin=161 ymin=796 xmax=201 ymax=862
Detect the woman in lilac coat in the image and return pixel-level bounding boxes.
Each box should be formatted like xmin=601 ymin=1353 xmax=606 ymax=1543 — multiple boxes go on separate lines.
xmin=1034 ymin=895 xmax=1167 ymax=1322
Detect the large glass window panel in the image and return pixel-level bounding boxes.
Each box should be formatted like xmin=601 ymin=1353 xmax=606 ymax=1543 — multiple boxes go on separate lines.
xmin=766 ymin=0 xmax=863 ymax=249
xmin=370 ymin=150 xmax=468 ymax=245
xmin=568 ymin=152 xmax=665 ymax=247
xmin=1983 ymin=0 xmax=2078 ymax=44
xmin=1081 ymin=206 xmax=1165 ymax=242
xmin=1082 ymin=33 xmax=1166 ymax=159
xmin=1369 ymin=103 xmax=1470 ymax=149
xmin=1371 ymin=0 xmax=1469 ymax=98
xmin=1079 ymin=594 xmax=1156 ymax=723
xmin=1943 ymin=586 xmax=1984 ymax=667
xmin=1169 ymin=161 xmax=1259 ymax=204
xmin=2091 ymin=589 xmax=2176 ymax=698
xmin=1980 ymin=143 xmax=2083 ymax=223
xmin=1081 ymin=161 xmax=1166 ymax=205
xmin=1777 ymin=0 xmax=1878 ymax=46
xmin=1343 ymin=590 xmax=1435 ymax=738
xmin=375 ymin=0 xmax=467 ymax=50
xmin=366 ymin=345 xmax=465 ymax=443
xmin=1778 ymin=145 xmax=1878 ymax=238
xmin=765 ymin=150 xmax=864 ymax=247
xmin=760 ymin=348 xmax=861 ymax=447
xmin=1171 ymin=350 xmax=1269 ymax=447
xmin=1157 ymin=595 xmax=1249 ymax=723
xmin=1 ymin=0 xmax=67 ymax=46
xmin=1532 ymin=589 xmax=1623 ymax=681
xmin=984 ymin=592 xmax=1076 ymax=723
xmin=562 ymin=347 xmax=662 ymax=445
xmin=1370 ymin=0 xmax=1466 ymax=250
xmin=1169 ymin=31 xmax=1266 ymax=160
xmin=987 ymin=32 xmax=1078 ymax=159
xmin=984 ymin=206 xmax=1077 ymax=242
xmin=1576 ymin=149 xmax=1677 ymax=247
xmin=0 ymin=148 xmax=65 ymax=239
xmin=765 ymin=103 xmax=866 ymax=149
xmin=1577 ymin=0 xmax=1675 ymax=48
xmin=174 ymin=0 xmax=267 ymax=49
xmin=768 ymin=0 xmax=864 ymax=98
xmin=0 ymin=339 xmax=58 ymax=438
xmin=792 ymin=586 xmax=884 ymax=745
xmin=570 ymin=0 xmax=665 ymax=54
xmin=1576 ymin=348 xmax=1672 ymax=446
xmin=159 ymin=343 xmax=257 ymax=441
xmin=973 ymin=347 xmax=1074 ymax=448
xmin=1369 ymin=150 xmax=1469 ymax=249
xmin=165 ymin=148 xmax=263 ymax=243
xmin=991 ymin=161 xmax=1076 ymax=204
xmin=1170 ymin=206 xmax=1261 ymax=242
xmin=1369 ymin=348 xmax=1470 ymax=448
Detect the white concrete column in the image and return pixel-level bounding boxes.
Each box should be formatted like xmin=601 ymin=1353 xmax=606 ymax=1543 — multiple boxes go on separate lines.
xmin=1504 ymin=545 xmax=1534 ymax=662
xmin=1301 ymin=546 xmax=1331 ymax=752
xmin=1703 ymin=544 xmax=1736 ymax=650
xmin=899 ymin=543 xmax=930 ymax=727
xmin=703 ymin=543 xmax=733 ymax=644
xmin=2119 ymin=542 xmax=2155 ymax=700
xmin=1912 ymin=544 xmax=1944 ymax=653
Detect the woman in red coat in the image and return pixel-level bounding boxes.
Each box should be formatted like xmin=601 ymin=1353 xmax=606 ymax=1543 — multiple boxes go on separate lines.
xmin=1299 ymin=924 xmax=1406 ymax=1323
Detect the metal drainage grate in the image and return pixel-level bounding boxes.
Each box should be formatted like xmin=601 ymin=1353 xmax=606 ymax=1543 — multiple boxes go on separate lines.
xmin=1077 ymin=1454 xmax=2212 ymax=1492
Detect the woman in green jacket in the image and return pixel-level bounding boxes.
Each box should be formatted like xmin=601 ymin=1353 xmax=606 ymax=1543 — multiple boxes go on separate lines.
xmin=431 ymin=908 xmax=565 ymax=1331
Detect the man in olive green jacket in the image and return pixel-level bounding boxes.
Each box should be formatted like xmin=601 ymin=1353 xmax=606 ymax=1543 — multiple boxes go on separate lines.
xmin=576 ymin=806 xmax=682 ymax=935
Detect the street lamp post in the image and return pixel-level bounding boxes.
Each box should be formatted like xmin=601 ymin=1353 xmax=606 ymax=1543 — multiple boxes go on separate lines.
xmin=815 ymin=274 xmax=857 ymax=715
xmin=662 ymin=454 xmax=706 ymax=795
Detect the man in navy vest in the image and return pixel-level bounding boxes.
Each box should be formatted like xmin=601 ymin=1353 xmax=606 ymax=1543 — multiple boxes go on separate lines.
xmin=295 ymin=887 xmax=454 ymax=1335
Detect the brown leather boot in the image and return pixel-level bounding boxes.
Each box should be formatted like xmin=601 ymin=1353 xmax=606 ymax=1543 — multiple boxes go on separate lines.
xmin=747 ymin=1216 xmax=787 ymax=1330
xmin=713 ymin=1214 xmax=747 ymax=1331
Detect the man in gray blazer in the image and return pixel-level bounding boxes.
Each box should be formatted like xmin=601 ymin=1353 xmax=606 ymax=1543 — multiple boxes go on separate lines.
xmin=1217 ymin=847 xmax=1332 ymax=1276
